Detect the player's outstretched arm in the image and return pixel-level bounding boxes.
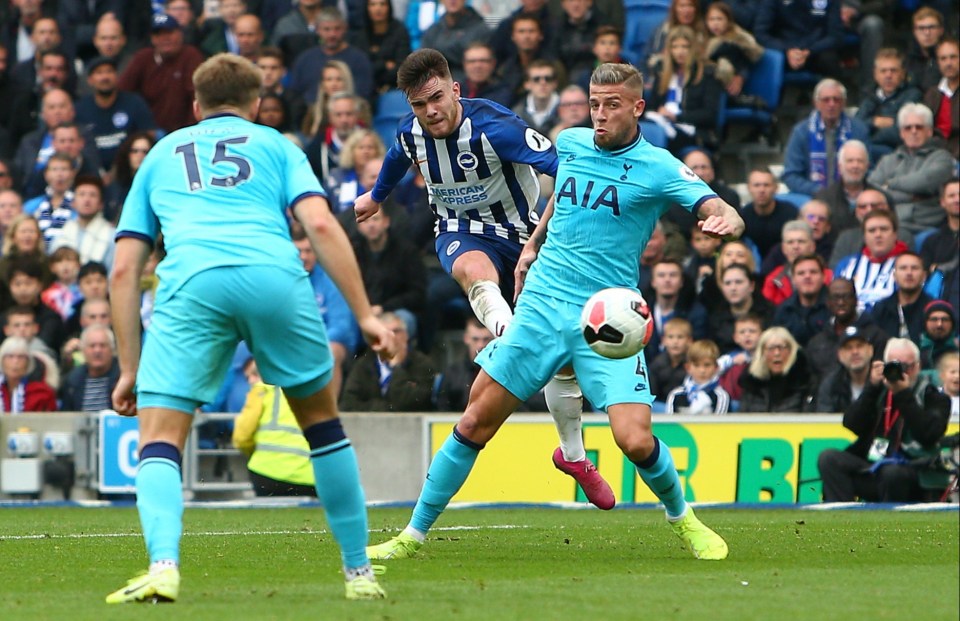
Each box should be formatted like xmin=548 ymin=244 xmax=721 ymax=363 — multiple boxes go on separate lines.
xmin=514 ymin=196 xmax=555 ymax=302
xmin=109 ymin=236 xmax=152 ymax=416
xmin=696 ymin=197 xmax=745 ymax=241
xmin=294 ymin=195 xmax=397 ymax=359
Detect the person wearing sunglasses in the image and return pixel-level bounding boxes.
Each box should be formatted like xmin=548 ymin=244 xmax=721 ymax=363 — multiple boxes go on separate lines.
xmin=867 ymin=102 xmax=955 ymax=233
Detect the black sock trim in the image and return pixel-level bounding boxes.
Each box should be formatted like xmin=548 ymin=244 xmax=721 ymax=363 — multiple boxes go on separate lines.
xmin=452 ymin=425 xmax=484 ymax=451
xmin=633 ymin=436 xmax=661 ymax=470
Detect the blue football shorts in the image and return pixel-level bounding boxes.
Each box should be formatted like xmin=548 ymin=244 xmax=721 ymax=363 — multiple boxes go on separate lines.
xmin=435 ymin=232 xmax=521 ymax=304
xmin=137 ymin=265 xmax=333 ymax=414
xmin=476 ymin=290 xmax=653 ymax=412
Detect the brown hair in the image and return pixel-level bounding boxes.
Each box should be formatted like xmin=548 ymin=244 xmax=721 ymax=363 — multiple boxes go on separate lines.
xmin=658 ymin=26 xmax=704 ymax=95
xmin=590 ymin=63 xmax=645 ymax=96
xmin=193 ymin=53 xmax=262 ymax=113
xmin=397 ymin=49 xmax=452 ymax=96
xmin=687 ymin=339 xmax=720 ymax=365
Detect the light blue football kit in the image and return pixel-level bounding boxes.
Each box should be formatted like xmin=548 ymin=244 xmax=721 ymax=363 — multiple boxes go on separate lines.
xmin=408 ymin=127 xmax=719 ymax=534
xmin=117 ymin=113 xmax=371 ymax=572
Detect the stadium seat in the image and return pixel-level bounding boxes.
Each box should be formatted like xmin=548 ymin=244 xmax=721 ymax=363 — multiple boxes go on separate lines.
xmin=623 ymin=0 xmax=670 ymax=67
xmin=639 ymin=120 xmax=668 ymax=148
xmin=912 ymin=228 xmax=936 ymax=253
xmin=721 ymin=49 xmax=785 ymax=135
xmin=775 ymin=192 xmax=812 ymax=209
xmin=373 ymin=89 xmax=411 ymax=145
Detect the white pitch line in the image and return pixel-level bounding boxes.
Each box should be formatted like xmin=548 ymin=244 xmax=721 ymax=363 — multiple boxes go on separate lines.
xmin=0 ymin=524 xmax=525 ymax=542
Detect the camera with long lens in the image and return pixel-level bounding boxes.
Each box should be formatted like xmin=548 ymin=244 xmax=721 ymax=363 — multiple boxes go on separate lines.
xmin=882 ymin=361 xmax=905 ymax=382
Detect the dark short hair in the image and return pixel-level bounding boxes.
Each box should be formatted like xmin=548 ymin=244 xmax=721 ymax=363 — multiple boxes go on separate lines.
xmin=594 ymin=25 xmax=622 ymax=44
xmin=7 ymin=257 xmax=44 ymax=282
xmin=397 ymin=48 xmax=451 ymax=96
xmin=73 ymin=174 xmax=103 ymax=196
xmin=792 ymin=253 xmax=825 ymax=272
xmin=4 ymin=304 xmax=37 ymax=323
xmin=79 ymin=261 xmax=108 ymax=280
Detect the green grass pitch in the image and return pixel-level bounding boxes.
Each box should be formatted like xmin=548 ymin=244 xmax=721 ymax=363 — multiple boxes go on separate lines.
xmin=1 ymin=506 xmax=957 ymax=621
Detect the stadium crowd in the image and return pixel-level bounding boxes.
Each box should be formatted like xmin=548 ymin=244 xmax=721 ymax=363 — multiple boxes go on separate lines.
xmin=0 ymin=0 xmax=956 ymax=424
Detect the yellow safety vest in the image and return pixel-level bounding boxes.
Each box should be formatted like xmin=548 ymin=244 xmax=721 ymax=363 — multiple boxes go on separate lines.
xmin=247 ymin=385 xmax=315 ymax=486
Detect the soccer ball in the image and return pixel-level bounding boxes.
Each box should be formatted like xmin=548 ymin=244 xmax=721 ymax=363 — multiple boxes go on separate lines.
xmin=580 ymin=288 xmax=654 ymax=359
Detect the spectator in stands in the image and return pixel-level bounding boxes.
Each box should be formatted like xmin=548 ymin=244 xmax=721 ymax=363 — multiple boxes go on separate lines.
xmin=305 ymin=91 xmax=362 ymax=185
xmin=289 ymin=8 xmax=374 ymax=102
xmin=856 ymin=49 xmax=923 ymax=159
xmin=829 ymin=189 xmax=915 ymax=268
xmin=75 ymin=57 xmax=156 ymax=171
xmin=9 ymin=17 xmax=65 ymax=91
xmin=698 ymin=239 xmax=757 ymax=311
xmin=58 ymin=323 xmax=119 ymax=412
xmin=551 ymin=0 xmax=613 ymax=84
xmin=938 ymin=351 xmax=959 ymax=417
xmin=815 ymin=139 xmax=883 ymax=235
xmin=0 ymin=0 xmax=45 ymax=66
xmin=512 ymin=60 xmax=561 ymax=136
xmin=799 ymin=199 xmax=835 ymax=262
xmin=665 ymin=339 xmax=730 ymax=415
xmin=806 ymin=277 xmax=888 ymax=378
xmin=89 ymin=15 xmax=132 ymax=76
xmin=643 ymin=0 xmax=706 ymax=71
xmin=490 ymin=0 xmax=553 ymax=65
xmin=270 ymin=0 xmax=323 ymax=50
xmin=49 ymin=175 xmax=115 ymax=271
xmin=761 ymin=220 xmax=823 ymax=304
xmin=741 ymin=168 xmax=798 ymax=261
xmin=644 ymin=259 xmax=708 ymax=362
xmin=839 ymin=0 xmax=888 ymax=98
xmin=919 ymin=300 xmax=958 ymax=373
xmin=198 ymin=0 xmax=249 ymax=57
xmin=421 ymin=0 xmax=490 ymax=84
xmin=868 ymin=103 xmax=954 ymax=233
xmin=0 ymin=215 xmax=50 ymax=290
xmin=783 ymin=79 xmax=871 ymax=197
xmin=257 ymin=47 xmax=306 ymax=131
xmin=649 ymin=317 xmax=693 ymax=402
xmin=235 ymin=14 xmax=265 ymax=62
xmin=62 ymin=262 xmax=109 ymax=338
xmin=0 ymin=336 xmax=57 ymax=412
xmin=325 ymin=129 xmax=386 ymax=214
xmin=817 ymin=337 xmax=951 ymax=502
xmin=836 ymin=209 xmax=910 ymax=312
xmin=352 ymin=208 xmax=426 ymax=332
xmin=352 ymin=0 xmax=411 ymax=94
xmin=164 ymin=0 xmax=202 ymax=47
xmin=498 ymin=14 xmax=552 ymax=106
xmin=708 ymin=263 xmax=774 ymax=354
xmin=118 ymin=13 xmax=204 ymax=133
xmin=2 ymin=304 xmax=59 ymax=386
xmin=59 ymin=296 xmax=112 ymax=375
xmin=772 ymin=254 xmax=831 ymax=346
xmin=0 ymin=189 xmax=24 ymax=251
xmin=905 ymin=7 xmax=944 ymax=93
xmin=434 ymin=316 xmax=495 ymax=412
xmin=738 ymin=326 xmax=814 ymax=413
xmin=230 ymin=358 xmax=318 ymax=496
xmin=299 ymin=60 xmax=355 ymax=143
xmin=924 ymin=38 xmax=958 ymax=158
xmin=22 ymin=153 xmax=77 ymax=250
xmin=6 ymin=47 xmax=72 ymax=148
xmin=683 ymin=225 xmax=722 ymax=294
xmin=255 ymin=93 xmax=293 ymax=134
xmin=704 ymin=1 xmax=764 ymax=99
xmin=920 ymin=179 xmax=958 ymax=274
xmin=548 ymin=85 xmax=591 ymax=142
xmin=457 ymin=42 xmax=512 ymax=107
xmin=814 ymin=326 xmax=874 ymax=413
xmin=0 ymin=161 xmax=14 ymax=192
xmin=105 ymin=132 xmax=155 ymax=220
xmin=717 ymin=313 xmax=762 ymax=402
xmin=574 ymin=26 xmax=629 ymax=96
xmin=5 ymin=257 xmax=64 ymax=353
xmin=40 ymin=246 xmax=80 ymax=322
xmin=646 ymin=26 xmax=724 ymax=155
xmin=23 ymin=122 xmax=102 ymax=201
xmin=754 ymin=0 xmax=843 ymax=77
xmin=340 ymin=311 xmax=437 ymax=412
xmin=868 ymin=252 xmax=931 ymax=342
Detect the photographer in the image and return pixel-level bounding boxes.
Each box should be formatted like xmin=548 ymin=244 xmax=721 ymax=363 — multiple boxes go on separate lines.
xmin=818 ymin=338 xmax=951 ymax=502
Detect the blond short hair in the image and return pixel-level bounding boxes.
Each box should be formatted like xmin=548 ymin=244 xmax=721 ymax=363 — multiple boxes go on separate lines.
xmin=193 ymin=53 xmax=262 ymax=114
xmin=687 ymin=340 xmax=720 ymax=365
xmin=590 ymin=63 xmax=645 ymax=96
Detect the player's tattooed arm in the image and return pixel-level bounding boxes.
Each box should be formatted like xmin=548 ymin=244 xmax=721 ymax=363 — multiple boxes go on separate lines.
xmin=696 ymin=197 xmax=744 ymax=241
xmin=514 ymin=196 xmax=555 ymax=301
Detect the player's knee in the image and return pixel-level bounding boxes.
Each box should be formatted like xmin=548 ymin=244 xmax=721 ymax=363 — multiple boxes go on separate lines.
xmin=614 ymin=429 xmax=655 ymax=462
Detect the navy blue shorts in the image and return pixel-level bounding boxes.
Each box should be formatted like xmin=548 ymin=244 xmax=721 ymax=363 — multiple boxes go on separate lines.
xmin=435 ymin=232 xmax=522 ymax=305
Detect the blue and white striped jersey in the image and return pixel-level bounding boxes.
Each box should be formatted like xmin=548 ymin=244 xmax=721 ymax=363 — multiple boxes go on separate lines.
xmin=371 ymin=98 xmax=558 ymax=245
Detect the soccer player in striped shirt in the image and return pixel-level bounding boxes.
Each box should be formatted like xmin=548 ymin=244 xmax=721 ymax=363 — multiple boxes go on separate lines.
xmin=354 ymin=49 xmax=614 ymax=509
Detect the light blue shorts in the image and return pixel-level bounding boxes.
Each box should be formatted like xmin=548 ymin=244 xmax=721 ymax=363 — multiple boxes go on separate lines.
xmin=137 ymin=265 xmax=333 ymax=413
xmin=476 ymin=290 xmax=653 ymax=412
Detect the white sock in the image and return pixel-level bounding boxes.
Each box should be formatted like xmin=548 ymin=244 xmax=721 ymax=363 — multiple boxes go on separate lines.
xmin=545 ymin=374 xmax=585 ymax=462
xmin=149 ymin=559 xmax=178 ymax=574
xmin=402 ymin=525 xmax=426 ymax=543
xmin=344 ymin=564 xmax=375 ymax=580
xmin=467 ymin=280 xmax=513 ymax=337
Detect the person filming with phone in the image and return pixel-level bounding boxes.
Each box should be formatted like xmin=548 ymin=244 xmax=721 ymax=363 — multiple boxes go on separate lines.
xmin=817 ymin=337 xmax=951 ymax=503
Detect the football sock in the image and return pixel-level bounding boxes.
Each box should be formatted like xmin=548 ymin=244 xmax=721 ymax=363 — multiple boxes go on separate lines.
xmin=467 ymin=280 xmax=513 ymax=337
xmin=305 ymin=419 xmax=369 ymax=570
xmin=633 ymin=436 xmax=687 ymax=520
xmin=409 ymin=427 xmax=482 ymax=534
xmin=136 ymin=442 xmax=184 ymax=565
xmin=545 ymin=373 xmax=586 ymax=462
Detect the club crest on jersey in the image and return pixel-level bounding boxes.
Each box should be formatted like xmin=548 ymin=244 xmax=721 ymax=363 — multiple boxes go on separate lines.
xmin=446 ymin=240 xmax=461 ymax=256
xmin=524 ymin=128 xmax=551 ymax=152
xmin=457 ymin=151 xmax=479 ymax=171
xmin=679 ymin=165 xmax=700 ymax=182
